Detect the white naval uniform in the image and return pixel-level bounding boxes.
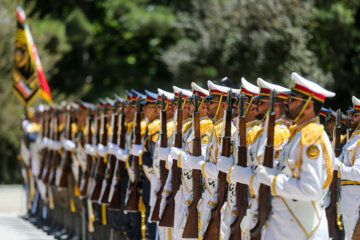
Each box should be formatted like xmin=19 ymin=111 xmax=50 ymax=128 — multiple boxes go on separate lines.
xmin=337 ymin=129 xmax=360 ymax=240
xmin=264 ymin=118 xmax=333 ymax=240
xmin=172 ymin=116 xmax=213 ymax=239
xmin=198 ymin=117 xmax=236 ymax=239
xmin=159 ymin=118 xmax=192 ymax=240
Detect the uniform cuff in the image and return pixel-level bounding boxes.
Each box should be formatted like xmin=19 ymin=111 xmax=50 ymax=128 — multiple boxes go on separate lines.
xmin=338 ymin=163 xmax=343 ymax=179
xmin=271 ymin=174 xmax=279 ymax=197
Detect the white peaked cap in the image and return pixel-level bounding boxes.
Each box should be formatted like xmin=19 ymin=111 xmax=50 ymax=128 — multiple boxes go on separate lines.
xmin=173 ymin=86 xmax=193 ymax=98
xmin=191 ymin=82 xmax=209 ymax=98
xmin=257 ymin=77 xmax=290 ymax=99
xmin=291 ymin=72 xmax=335 ymax=102
xmin=352 ymin=96 xmax=360 ymax=111
xmin=207 ymin=80 xmax=240 ymax=96
xmin=157 ymin=88 xmax=174 ymax=102
xmin=241 ymin=77 xmax=259 ymax=96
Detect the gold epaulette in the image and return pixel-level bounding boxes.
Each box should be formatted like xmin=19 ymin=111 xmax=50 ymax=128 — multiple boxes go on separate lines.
xmin=340 ymin=134 xmax=346 ymax=143
xmin=71 ymin=123 xmax=78 ymax=135
xmin=126 ymin=121 xmax=134 ymax=135
xmin=246 ymin=125 xmax=263 ymax=145
xmin=200 ymin=118 xmax=213 ymax=136
xmin=107 ymin=125 xmax=112 ymax=136
xmin=148 ymin=119 xmax=161 ymax=136
xmin=213 ymin=121 xmax=224 ymax=138
xmin=84 ymin=125 xmax=95 ymax=137
xmin=274 ymin=125 xmax=289 ymax=148
xmin=140 ymin=119 xmax=147 ymax=137
xmin=182 ymin=119 xmax=192 ymax=135
xmin=301 ymin=123 xmax=324 ymax=145
xmin=58 ymin=123 xmax=65 ymax=132
xmin=166 ymin=119 xmax=174 ymax=138
xmin=27 ymin=123 xmax=41 ymax=133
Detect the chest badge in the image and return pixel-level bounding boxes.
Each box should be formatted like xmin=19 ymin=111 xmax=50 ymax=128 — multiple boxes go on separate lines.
xmin=306 ymin=145 xmax=320 ymax=159
xmin=201 ymin=134 xmax=210 ymax=144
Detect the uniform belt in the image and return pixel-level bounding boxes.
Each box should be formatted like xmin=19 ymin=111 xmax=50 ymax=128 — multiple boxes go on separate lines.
xmin=340 ymin=180 xmax=360 ymax=186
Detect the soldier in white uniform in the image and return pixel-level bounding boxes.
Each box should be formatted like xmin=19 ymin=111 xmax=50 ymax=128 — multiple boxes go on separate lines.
xmin=334 ymin=96 xmax=360 ymax=240
xmin=169 ymin=82 xmax=213 ymax=239
xmin=184 ymin=80 xmax=239 ymax=239
xmin=234 ymin=72 xmax=335 ymax=240
xmin=159 ymin=86 xmax=193 ymax=239
xmin=221 ymin=78 xmax=290 ymax=239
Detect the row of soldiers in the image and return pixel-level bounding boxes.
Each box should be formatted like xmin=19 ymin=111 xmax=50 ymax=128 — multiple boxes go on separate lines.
xmin=20 ymin=72 xmax=360 ymax=240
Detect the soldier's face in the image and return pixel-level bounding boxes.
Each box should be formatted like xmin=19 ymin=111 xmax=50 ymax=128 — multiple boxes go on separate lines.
xmin=255 ymin=98 xmax=269 ymax=120
xmin=184 ymin=100 xmax=194 ymax=119
xmin=284 ymin=94 xmax=305 ymax=120
xmin=232 ymin=100 xmax=240 ymax=117
xmin=128 ymin=104 xmax=136 ymax=121
xmin=325 ymin=119 xmax=335 ymax=135
xmin=350 ymin=112 xmax=360 ymax=129
xmin=206 ymin=96 xmax=221 ymax=119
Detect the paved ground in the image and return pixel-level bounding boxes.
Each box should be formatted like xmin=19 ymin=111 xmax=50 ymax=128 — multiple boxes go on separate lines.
xmin=0 ymin=185 xmax=54 ymax=240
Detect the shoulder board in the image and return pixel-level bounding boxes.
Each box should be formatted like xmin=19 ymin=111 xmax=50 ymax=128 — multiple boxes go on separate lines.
xmin=58 ymin=123 xmax=65 ymax=132
xmin=246 ymin=125 xmax=264 ymax=145
xmin=126 ymin=121 xmax=134 ymax=135
xmin=231 ymin=123 xmax=236 ymax=137
xmin=301 ymin=123 xmax=324 ymax=145
xmin=140 ymin=119 xmax=147 ymax=136
xmin=182 ymin=120 xmax=192 ymax=135
xmin=213 ymin=121 xmax=224 ymax=137
xmin=71 ymin=123 xmax=78 ymax=134
xmin=274 ymin=125 xmax=289 ymax=148
xmin=340 ymin=134 xmax=346 ymax=143
xmin=27 ymin=123 xmax=41 ymax=133
xmin=200 ymin=118 xmax=214 ymax=136
xmin=148 ymin=119 xmax=161 ymax=136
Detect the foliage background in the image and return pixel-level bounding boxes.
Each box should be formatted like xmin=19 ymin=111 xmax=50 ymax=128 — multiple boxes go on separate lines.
xmin=0 ymin=0 xmax=359 ymax=183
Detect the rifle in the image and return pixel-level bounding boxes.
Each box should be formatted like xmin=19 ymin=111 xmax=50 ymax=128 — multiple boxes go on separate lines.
xmin=90 ymin=103 xmax=109 ymax=201
xmin=42 ymin=109 xmax=55 ymax=183
xmin=50 ymin=109 xmax=62 ymax=186
xmin=250 ymin=90 xmax=276 ymax=240
xmin=109 ymin=101 xmax=126 ymax=210
xmin=39 ymin=109 xmax=50 ymax=179
xmin=229 ymin=94 xmax=248 ymax=240
xmin=150 ymin=94 xmax=169 ymax=221
xmin=203 ymin=91 xmax=232 ymax=240
xmin=124 ymin=98 xmax=141 ymax=211
xmin=326 ymin=109 xmax=342 ymax=238
xmin=159 ymin=92 xmax=183 ymax=227
xmin=182 ymin=93 xmax=202 ymax=238
xmin=57 ymin=106 xmax=74 ymax=188
xmin=80 ymin=107 xmax=94 ymax=197
xmin=99 ymin=101 xmax=119 ymax=204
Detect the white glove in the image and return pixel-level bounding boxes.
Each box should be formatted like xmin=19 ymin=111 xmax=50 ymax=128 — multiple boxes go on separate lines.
xmin=333 ymin=157 xmax=341 ymax=171
xmin=187 ymin=155 xmax=204 ymax=170
xmin=116 ymin=148 xmax=129 ymax=162
xmin=131 ymin=144 xmax=143 ymax=157
xmin=41 ymin=137 xmax=50 ymax=148
xmin=51 ymin=140 xmax=62 ymax=151
xmin=170 ymin=147 xmax=183 ymax=161
xmin=63 ymin=139 xmax=76 ymax=151
xmin=85 ymin=144 xmax=97 ymax=156
xmin=108 ymin=142 xmax=120 ymax=156
xmin=97 ymin=143 xmax=108 ymax=157
xmin=217 ymin=155 xmax=234 ymax=173
xmin=255 ymin=165 xmax=277 ymax=186
xmin=228 ymin=166 xmax=254 ymax=184
xmin=158 ymin=146 xmax=170 ymax=160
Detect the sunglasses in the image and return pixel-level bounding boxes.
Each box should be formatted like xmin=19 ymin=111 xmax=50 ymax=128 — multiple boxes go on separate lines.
xmin=206 ymin=99 xmax=220 ymax=105
xmin=288 ymin=95 xmax=306 ymax=102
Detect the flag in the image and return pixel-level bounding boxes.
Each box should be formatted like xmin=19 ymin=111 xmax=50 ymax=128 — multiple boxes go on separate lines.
xmin=12 ymin=5 xmax=52 ymax=105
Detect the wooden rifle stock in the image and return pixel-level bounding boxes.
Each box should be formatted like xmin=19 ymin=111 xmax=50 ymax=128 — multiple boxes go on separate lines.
xmin=42 ymin=110 xmax=55 ymax=183
xmin=150 ymin=94 xmax=169 ymax=221
xmin=50 ymin=111 xmax=62 ymax=186
xmin=57 ymin=108 xmax=74 ymax=188
xmin=39 ymin=110 xmax=50 ymax=179
xmin=109 ymin=101 xmax=126 ymax=210
xmin=203 ymin=91 xmax=232 ymax=240
xmin=80 ymin=108 xmax=94 ymax=197
xmin=250 ymin=91 xmax=276 ymax=240
xmin=183 ymin=93 xmax=201 ymax=238
xmin=327 ymin=109 xmax=342 ymax=238
xmin=229 ymin=94 xmax=248 ymax=240
xmin=159 ymin=92 xmax=183 ymax=227
xmin=99 ymin=102 xmax=119 ymax=204
xmin=125 ymin=98 xmax=142 ymax=211
xmin=90 ymin=104 xmax=109 ymax=201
